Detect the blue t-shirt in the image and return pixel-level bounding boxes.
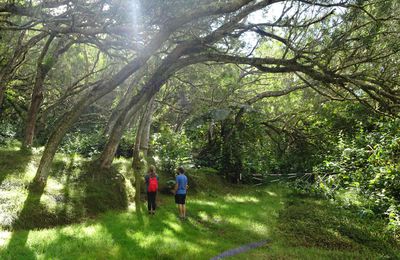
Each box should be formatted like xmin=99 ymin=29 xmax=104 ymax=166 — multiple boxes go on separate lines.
xmin=176 ymin=174 xmax=188 ymax=195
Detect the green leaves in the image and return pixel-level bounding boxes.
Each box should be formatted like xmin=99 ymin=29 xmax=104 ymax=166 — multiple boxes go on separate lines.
xmin=152 ymin=126 xmax=193 ymax=174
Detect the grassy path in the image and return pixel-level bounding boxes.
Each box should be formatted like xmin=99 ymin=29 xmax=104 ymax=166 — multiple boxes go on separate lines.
xmin=0 ymin=186 xmax=399 ymax=259
xmin=1 ymin=184 xmax=399 ymax=259
xmin=0 ymin=186 xmax=284 ymax=259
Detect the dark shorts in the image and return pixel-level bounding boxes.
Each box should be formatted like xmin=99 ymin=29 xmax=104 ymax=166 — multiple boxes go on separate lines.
xmin=175 ymin=194 xmax=186 ymax=204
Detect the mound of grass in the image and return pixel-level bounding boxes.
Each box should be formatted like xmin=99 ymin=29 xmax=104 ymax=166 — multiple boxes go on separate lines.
xmin=156 ymin=167 xmax=228 ymax=195
xmin=81 ymin=162 xmax=129 ymax=215
xmin=0 ymin=145 xmax=133 ymax=230
xmin=186 ymin=167 xmax=226 ymax=193
xmin=0 ymin=144 xmax=227 ymax=230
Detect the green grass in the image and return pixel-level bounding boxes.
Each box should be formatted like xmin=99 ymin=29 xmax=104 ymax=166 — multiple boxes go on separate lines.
xmin=235 ymin=192 xmax=400 ymax=259
xmin=0 ymin=145 xmax=132 ymax=230
xmin=0 ymin=186 xmax=285 ymax=259
xmin=0 ymin=144 xmax=399 ymax=259
xmin=1 ymin=185 xmax=399 ymax=259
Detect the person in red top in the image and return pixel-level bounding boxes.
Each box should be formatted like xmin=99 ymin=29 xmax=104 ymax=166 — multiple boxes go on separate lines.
xmin=145 ymin=165 xmax=158 ymax=215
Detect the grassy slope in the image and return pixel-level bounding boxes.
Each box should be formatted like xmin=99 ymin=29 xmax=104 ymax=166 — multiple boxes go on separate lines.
xmin=238 ymin=193 xmax=400 ymax=259
xmin=0 ymin=144 xmax=399 ymax=259
xmin=0 ymin=144 xmax=132 ymax=230
xmin=0 ymin=186 xmax=284 ymax=259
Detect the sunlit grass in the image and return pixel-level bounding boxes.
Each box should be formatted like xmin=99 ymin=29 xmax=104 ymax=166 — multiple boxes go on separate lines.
xmin=224 ymin=194 xmax=260 ymax=203
xmin=0 ymin=184 xmax=288 ymax=259
xmin=0 ymin=144 xmax=399 ymax=259
xmin=1 ymin=182 xmax=399 ymax=259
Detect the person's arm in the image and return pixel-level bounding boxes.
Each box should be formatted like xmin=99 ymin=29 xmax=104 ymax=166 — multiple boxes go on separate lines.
xmin=173 ymin=176 xmax=178 ymax=194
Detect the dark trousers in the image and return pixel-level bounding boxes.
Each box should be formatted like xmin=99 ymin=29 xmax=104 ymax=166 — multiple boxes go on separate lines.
xmin=147 ymin=192 xmax=157 ymax=211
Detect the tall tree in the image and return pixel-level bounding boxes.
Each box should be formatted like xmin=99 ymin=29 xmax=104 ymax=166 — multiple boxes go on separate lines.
xmin=1 ymin=0 xmax=399 ymax=189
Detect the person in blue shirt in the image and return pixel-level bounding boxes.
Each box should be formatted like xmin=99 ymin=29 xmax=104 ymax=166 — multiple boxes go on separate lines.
xmin=174 ymin=166 xmax=188 ymax=219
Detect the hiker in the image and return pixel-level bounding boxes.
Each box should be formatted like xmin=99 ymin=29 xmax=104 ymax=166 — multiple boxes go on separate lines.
xmin=174 ymin=166 xmax=188 ymax=219
xmin=145 ymin=165 xmax=158 ymax=215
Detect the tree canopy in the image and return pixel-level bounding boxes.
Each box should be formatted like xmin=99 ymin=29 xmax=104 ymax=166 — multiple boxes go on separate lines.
xmin=0 ymin=0 xmax=399 ymax=233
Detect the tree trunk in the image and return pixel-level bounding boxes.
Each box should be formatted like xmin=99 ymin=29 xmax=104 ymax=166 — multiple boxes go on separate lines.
xmin=0 ymin=74 xmax=6 ymax=113
xmin=132 ymin=110 xmax=148 ymax=212
xmin=98 ymin=44 xmax=197 ymax=168
xmin=140 ymin=96 xmax=156 ymax=156
xmin=32 ymin=24 xmax=177 ymax=185
xmin=32 ymin=97 xmax=92 ymax=187
xmin=23 ymin=35 xmax=55 ymax=148
xmin=207 ymin=119 xmax=215 ymax=145
xmin=132 ymin=95 xmax=157 ymax=211
xmin=33 ymin=0 xmax=258 ymax=184
xmin=105 ymin=92 xmax=132 ymax=137
xmin=132 ymin=146 xmax=145 ymax=212
xmin=23 ymin=75 xmax=45 ymax=148
xmin=104 ymin=82 xmax=139 ymax=137
xmin=99 ymin=91 xmax=151 ymax=169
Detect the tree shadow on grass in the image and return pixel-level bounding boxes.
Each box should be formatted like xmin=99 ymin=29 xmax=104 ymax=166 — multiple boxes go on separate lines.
xmin=0 ymin=182 xmax=45 ymax=260
xmin=0 ymin=187 xmax=281 ymax=259
xmin=0 ymin=155 xmax=81 ymax=259
xmin=96 ymin=192 xmax=278 ymax=259
xmin=0 ymin=149 xmax=36 ymax=229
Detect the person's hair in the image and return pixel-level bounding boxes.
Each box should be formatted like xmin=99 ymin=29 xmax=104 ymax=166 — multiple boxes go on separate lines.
xmin=148 ymin=165 xmax=156 ymax=177
xmin=177 ymin=166 xmax=185 ymax=174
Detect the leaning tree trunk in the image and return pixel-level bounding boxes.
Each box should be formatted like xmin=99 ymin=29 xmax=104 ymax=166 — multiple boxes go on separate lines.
xmin=23 ymin=35 xmax=55 ymax=148
xmin=32 ymin=97 xmax=92 ymax=187
xmin=104 ymin=82 xmax=139 ymax=137
xmin=24 ymin=37 xmax=74 ymax=149
xmin=134 ymin=112 xmax=145 ymax=206
xmin=98 ymin=42 xmax=201 ymax=168
xmin=0 ymin=74 xmax=7 ymax=113
xmin=23 ymin=73 xmax=45 ymax=148
xmin=99 ymin=90 xmax=151 ymax=169
xmin=32 ymin=23 xmax=178 ymax=186
xmin=33 ymin=0 xmax=264 ymax=186
xmin=132 ymin=109 xmax=147 ymax=211
xmin=132 ymin=96 xmax=156 ymax=211
xmin=139 ymin=96 xmax=156 ymax=156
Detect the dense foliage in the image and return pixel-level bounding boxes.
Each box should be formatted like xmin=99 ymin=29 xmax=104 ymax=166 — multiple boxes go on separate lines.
xmin=0 ymin=0 xmax=399 ymax=236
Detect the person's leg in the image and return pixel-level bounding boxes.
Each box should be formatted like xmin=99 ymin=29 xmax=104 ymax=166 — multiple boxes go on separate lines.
xmin=147 ymin=192 xmax=151 ymax=213
xmin=175 ymin=194 xmax=181 ymax=217
xmin=150 ymin=192 xmax=156 ymax=214
xmin=178 ymin=204 xmax=183 ymax=218
xmin=182 ymin=194 xmax=187 ymax=218
xmin=153 ymin=192 xmax=157 ymax=213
